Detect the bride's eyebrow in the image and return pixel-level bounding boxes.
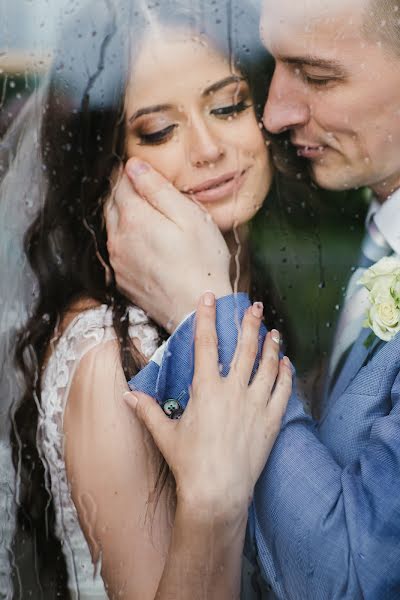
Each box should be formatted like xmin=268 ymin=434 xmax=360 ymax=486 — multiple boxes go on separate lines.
xmin=129 ymin=103 xmax=172 ymax=124
xmin=128 ymin=75 xmax=246 ymax=123
xmin=202 ymin=75 xmax=245 ymax=96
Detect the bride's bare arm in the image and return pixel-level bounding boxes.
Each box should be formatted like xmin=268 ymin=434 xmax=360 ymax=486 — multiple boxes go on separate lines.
xmin=63 ymin=335 xmax=244 ymax=599
xmin=64 ymin=337 xmax=172 ymax=598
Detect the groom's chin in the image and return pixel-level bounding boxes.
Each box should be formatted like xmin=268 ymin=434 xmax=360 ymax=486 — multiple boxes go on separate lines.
xmin=309 ymin=160 xmax=362 ymax=193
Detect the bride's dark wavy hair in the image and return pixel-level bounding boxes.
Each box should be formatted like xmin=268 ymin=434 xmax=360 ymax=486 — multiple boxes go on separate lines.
xmin=10 ymin=0 xmax=272 ymax=593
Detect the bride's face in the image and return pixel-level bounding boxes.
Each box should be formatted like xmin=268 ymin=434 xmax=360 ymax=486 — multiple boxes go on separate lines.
xmin=125 ymin=28 xmax=272 ymax=233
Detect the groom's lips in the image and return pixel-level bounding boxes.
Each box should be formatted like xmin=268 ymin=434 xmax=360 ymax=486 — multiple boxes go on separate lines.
xmin=184 ymin=169 xmax=248 ymax=203
xmin=292 ymin=142 xmax=327 ymax=159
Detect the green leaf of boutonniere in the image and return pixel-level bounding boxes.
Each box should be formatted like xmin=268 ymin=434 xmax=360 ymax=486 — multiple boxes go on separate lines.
xmin=363 ymin=332 xmax=376 ymax=349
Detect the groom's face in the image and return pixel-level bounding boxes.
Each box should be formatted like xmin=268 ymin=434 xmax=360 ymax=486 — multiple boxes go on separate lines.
xmin=261 ymin=0 xmax=400 ymax=198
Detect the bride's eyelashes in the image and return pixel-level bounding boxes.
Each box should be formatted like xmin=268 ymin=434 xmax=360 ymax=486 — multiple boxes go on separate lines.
xmin=138 ymin=124 xmax=177 ymax=146
xmin=211 ymin=99 xmax=253 ymax=118
xmin=136 ymin=99 xmax=253 ymax=147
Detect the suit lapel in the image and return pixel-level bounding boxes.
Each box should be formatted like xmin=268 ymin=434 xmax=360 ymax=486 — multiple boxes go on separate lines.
xmin=328 ymin=328 xmax=384 ymax=406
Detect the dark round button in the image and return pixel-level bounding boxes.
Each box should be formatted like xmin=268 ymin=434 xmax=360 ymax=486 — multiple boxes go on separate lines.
xmin=163 ymin=399 xmax=183 ymax=420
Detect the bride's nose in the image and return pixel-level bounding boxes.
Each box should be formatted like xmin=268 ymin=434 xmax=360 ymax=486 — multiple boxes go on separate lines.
xmin=187 ymin=117 xmax=224 ymax=167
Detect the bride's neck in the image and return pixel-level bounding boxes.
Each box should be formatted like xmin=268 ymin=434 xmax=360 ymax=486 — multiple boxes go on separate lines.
xmin=223 ymin=225 xmax=251 ymax=294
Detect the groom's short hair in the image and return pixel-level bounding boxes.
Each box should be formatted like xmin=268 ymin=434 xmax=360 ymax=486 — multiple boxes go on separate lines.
xmin=363 ymin=0 xmax=400 ymax=55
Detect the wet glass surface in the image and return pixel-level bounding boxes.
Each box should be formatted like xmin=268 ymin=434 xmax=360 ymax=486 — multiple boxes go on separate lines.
xmin=0 ymin=0 xmax=388 ymax=598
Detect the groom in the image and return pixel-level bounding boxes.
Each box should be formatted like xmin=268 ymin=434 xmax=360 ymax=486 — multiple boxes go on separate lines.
xmin=107 ymin=0 xmax=400 ymax=597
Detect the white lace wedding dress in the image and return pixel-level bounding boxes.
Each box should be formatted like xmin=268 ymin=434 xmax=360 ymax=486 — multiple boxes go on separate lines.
xmin=39 ymin=304 xmax=159 ymax=599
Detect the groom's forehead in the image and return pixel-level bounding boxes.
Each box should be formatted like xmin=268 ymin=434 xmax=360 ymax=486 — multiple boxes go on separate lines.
xmin=260 ymin=0 xmax=366 ymax=56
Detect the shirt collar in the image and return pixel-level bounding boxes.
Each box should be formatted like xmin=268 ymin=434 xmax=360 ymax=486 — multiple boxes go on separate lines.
xmin=368 ymin=187 xmax=400 ymax=256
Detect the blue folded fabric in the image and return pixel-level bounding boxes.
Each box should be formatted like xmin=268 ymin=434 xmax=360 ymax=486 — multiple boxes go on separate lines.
xmin=129 ymin=293 xmax=267 ymax=416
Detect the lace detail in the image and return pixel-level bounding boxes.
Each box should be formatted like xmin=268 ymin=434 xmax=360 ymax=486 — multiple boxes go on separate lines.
xmin=39 ymin=305 xmax=159 ymax=598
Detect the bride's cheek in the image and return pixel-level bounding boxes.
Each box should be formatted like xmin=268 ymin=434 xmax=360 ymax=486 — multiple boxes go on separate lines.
xmin=147 ymin=147 xmax=184 ymax=185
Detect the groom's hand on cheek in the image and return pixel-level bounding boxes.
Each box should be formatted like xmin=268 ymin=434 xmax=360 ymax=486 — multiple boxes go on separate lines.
xmin=105 ymin=158 xmax=233 ymax=332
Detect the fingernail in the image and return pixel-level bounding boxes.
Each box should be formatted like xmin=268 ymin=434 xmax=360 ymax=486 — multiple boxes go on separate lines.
xmin=123 ymin=391 xmax=138 ymax=409
xmin=126 ymin=159 xmax=150 ymax=178
xmin=251 ymin=301 xmax=263 ymax=318
xmin=271 ymin=329 xmax=280 ymax=344
xmin=203 ymin=291 xmax=215 ymax=306
xmin=282 ymin=356 xmax=291 ymax=367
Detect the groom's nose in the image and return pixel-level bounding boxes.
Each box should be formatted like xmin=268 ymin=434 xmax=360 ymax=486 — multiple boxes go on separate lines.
xmin=263 ymin=65 xmax=310 ymax=134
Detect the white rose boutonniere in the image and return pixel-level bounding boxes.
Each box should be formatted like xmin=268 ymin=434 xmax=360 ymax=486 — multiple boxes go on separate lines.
xmin=359 ymin=256 xmax=400 ymax=344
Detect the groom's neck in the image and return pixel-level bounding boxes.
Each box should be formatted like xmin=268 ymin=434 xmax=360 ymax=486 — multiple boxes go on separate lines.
xmin=371 ymin=175 xmax=400 ymax=204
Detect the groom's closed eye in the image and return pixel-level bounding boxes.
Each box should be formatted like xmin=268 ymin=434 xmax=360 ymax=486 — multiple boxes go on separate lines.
xmin=284 ymin=56 xmax=348 ymax=87
xmin=301 ymin=72 xmax=340 ymax=87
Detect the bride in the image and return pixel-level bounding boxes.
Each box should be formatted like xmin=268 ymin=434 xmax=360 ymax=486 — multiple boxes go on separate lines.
xmin=2 ymin=0 xmax=292 ymax=598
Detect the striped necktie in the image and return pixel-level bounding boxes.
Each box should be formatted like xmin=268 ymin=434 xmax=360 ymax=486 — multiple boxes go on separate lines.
xmin=329 ymin=214 xmax=392 ymax=377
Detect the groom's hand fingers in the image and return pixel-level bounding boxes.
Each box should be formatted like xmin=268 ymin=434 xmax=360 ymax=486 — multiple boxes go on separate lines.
xmin=110 ymin=172 xmax=166 ymax=231
xmin=125 ymin=157 xmax=205 ymax=225
xmin=105 ymin=173 xmax=168 ymax=273
xmin=104 ymin=197 xmax=119 ymax=238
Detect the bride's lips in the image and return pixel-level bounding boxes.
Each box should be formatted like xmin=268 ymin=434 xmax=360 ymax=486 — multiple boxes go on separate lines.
xmin=185 ymin=169 xmax=248 ymax=203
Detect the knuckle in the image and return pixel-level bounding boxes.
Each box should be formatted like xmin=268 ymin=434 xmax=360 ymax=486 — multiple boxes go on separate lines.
xmin=269 ymin=420 xmax=281 ymax=437
xmin=239 ymin=325 xmax=259 ymax=350
xmin=194 ymin=331 xmax=217 ymax=348
xmin=107 ymin=238 xmax=120 ymax=265
xmin=277 ymin=375 xmax=289 ymax=390
xmin=264 ymin=353 xmax=279 ymax=372
xmin=137 ymin=398 xmax=151 ymax=422
xmin=242 ymin=341 xmax=258 ymax=364
xmin=242 ymin=311 xmax=259 ymax=332
xmin=254 ymin=371 xmax=272 ymax=389
xmin=106 ymin=238 xmax=115 ymax=257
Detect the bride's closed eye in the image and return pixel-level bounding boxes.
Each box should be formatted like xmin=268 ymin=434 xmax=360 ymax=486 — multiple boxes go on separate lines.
xmin=136 ymin=100 xmax=253 ymax=147
xmin=211 ymin=99 xmax=253 ymax=118
xmin=132 ymin=82 xmax=254 ymax=147
xmin=137 ymin=124 xmax=177 ymax=146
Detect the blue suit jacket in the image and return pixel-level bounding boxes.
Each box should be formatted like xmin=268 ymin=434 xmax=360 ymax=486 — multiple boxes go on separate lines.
xmin=129 ymin=294 xmax=400 ymax=599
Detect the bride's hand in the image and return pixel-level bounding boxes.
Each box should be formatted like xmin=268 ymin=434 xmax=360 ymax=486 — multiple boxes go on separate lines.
xmin=105 ymin=158 xmax=232 ymax=332
xmin=124 ymin=292 xmax=292 ymax=520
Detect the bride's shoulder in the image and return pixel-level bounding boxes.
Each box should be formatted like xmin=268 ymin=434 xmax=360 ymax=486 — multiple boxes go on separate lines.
xmin=47 ymin=297 xmax=151 ymax=350
xmin=42 ymin=300 xmax=109 ymax=368
xmin=56 ymin=297 xmax=151 ymax=339
xmin=42 ymin=297 xmax=158 ymax=380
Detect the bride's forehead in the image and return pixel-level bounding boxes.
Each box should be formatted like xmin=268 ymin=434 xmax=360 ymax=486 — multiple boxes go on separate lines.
xmin=127 ymin=31 xmax=232 ymax=92
xmin=133 ymin=29 xmax=226 ymax=69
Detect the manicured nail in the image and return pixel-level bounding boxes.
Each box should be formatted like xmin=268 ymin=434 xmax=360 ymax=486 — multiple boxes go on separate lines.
xmin=251 ymin=301 xmax=264 ymax=318
xmin=271 ymin=329 xmax=280 ymax=344
xmin=203 ymin=291 xmax=215 ymax=306
xmin=123 ymin=391 xmax=138 ymax=409
xmin=282 ymin=356 xmax=291 ymax=367
xmin=126 ymin=159 xmax=150 ymax=178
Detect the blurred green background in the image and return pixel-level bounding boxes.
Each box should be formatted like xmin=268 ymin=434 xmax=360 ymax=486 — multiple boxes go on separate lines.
xmin=250 ymin=179 xmax=369 ymax=412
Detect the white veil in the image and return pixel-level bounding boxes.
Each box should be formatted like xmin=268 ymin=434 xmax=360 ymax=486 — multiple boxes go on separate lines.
xmin=0 ymin=3 xmax=130 ymax=592
xmin=0 ymin=87 xmax=47 ymax=599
